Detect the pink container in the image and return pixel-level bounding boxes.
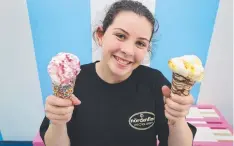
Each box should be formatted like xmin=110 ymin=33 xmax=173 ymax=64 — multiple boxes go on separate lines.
xmin=186 ymin=105 xmax=233 ymax=146
xmin=33 ymin=132 xmax=45 ymax=146
xmin=192 ymin=122 xmax=233 ymax=146
xmin=187 ymin=105 xmax=229 ymax=121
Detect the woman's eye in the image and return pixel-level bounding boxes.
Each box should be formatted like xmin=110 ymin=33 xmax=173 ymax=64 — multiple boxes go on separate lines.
xmin=136 ymin=41 xmax=146 ymax=48
xmin=116 ymin=34 xmax=126 ymax=40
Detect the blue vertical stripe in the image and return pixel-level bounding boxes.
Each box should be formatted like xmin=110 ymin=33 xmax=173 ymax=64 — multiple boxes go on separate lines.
xmin=27 ymin=0 xmax=92 ymax=104
xmin=152 ymin=0 xmax=219 ymax=103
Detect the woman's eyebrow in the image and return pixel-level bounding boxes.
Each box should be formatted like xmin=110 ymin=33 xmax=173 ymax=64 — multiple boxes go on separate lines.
xmin=138 ymin=37 xmax=149 ymax=42
xmin=114 ymin=28 xmax=129 ymax=35
xmin=114 ymin=28 xmax=150 ymax=42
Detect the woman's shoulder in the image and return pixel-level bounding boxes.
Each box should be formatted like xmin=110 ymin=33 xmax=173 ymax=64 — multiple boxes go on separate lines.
xmin=77 ymin=62 xmax=96 ymax=75
xmin=73 ymin=62 xmax=96 ymax=83
xmin=80 ymin=62 xmax=95 ymax=70
xmin=135 ymin=65 xmax=165 ymax=79
xmin=135 ymin=65 xmax=171 ymax=87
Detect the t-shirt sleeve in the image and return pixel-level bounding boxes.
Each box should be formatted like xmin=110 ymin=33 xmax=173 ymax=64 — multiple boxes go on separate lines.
xmin=159 ymin=72 xmax=171 ymax=89
xmin=155 ymin=71 xmax=197 ymax=146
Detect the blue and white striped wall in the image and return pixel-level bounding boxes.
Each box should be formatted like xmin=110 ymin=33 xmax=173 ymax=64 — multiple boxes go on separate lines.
xmin=27 ymin=0 xmax=219 ymax=106
xmin=0 ymin=0 xmax=220 ymax=141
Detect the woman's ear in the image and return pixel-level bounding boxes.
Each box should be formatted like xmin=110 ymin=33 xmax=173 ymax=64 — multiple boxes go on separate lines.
xmin=96 ymin=26 xmax=104 ymax=46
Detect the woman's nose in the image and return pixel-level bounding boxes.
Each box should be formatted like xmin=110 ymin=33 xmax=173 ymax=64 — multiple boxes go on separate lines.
xmin=121 ymin=42 xmax=134 ymax=56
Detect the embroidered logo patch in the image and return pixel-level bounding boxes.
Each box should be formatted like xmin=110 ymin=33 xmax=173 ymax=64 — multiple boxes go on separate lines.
xmin=128 ymin=111 xmax=155 ymax=130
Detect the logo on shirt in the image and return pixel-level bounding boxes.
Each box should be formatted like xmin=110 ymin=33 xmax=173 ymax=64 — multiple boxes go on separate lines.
xmin=128 ymin=111 xmax=155 ymax=130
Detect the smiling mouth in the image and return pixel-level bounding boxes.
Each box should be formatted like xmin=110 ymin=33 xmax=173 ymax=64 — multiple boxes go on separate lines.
xmin=113 ymin=55 xmax=132 ymax=66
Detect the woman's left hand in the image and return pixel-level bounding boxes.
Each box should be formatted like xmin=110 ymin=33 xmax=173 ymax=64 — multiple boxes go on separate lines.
xmin=162 ymin=85 xmax=194 ymax=123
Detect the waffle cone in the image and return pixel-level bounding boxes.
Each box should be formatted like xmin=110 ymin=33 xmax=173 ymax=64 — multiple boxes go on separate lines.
xmin=171 ymin=73 xmax=195 ymax=96
xmin=52 ymin=82 xmax=75 ymax=98
xmin=168 ymin=73 xmax=195 ymax=125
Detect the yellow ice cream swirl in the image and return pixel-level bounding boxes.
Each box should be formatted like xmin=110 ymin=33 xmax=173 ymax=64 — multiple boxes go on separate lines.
xmin=168 ymin=55 xmax=204 ymax=82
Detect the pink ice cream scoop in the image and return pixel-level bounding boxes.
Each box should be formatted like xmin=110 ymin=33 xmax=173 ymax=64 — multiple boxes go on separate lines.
xmin=47 ymin=52 xmax=81 ymax=98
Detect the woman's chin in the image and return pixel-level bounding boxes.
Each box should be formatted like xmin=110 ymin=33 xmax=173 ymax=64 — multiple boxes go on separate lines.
xmin=109 ymin=62 xmax=133 ymax=79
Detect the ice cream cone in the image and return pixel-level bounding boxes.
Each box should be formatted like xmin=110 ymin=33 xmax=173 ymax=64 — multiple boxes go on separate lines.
xmin=167 ymin=55 xmax=204 ymax=125
xmin=167 ymin=73 xmax=196 ymax=125
xmin=48 ymin=52 xmax=81 ymax=99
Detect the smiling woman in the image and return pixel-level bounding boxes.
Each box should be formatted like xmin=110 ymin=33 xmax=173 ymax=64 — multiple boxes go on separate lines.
xmin=39 ymin=1 xmax=197 ymax=146
xmin=94 ymin=10 xmax=154 ymax=83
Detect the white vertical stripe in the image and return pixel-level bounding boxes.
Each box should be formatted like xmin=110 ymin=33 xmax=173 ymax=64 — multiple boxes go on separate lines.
xmin=0 ymin=0 xmax=44 ymax=141
xmin=90 ymin=0 xmax=156 ymax=66
xmin=197 ymin=0 xmax=233 ymax=125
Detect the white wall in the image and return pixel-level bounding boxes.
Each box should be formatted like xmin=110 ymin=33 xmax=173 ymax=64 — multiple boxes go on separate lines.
xmin=198 ymin=0 xmax=233 ymax=125
xmin=0 ymin=0 xmax=44 ymax=141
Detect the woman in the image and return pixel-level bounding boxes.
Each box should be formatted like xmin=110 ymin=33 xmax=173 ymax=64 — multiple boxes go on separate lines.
xmin=40 ymin=0 xmax=196 ymax=146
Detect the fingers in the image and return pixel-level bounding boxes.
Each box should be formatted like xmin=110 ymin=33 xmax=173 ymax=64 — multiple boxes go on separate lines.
xmin=165 ymin=97 xmax=190 ymax=112
xmin=45 ymin=94 xmax=81 ymax=125
xmin=170 ymin=94 xmax=194 ymax=105
xmin=164 ymin=94 xmax=193 ymax=123
xmin=165 ymin=110 xmax=177 ymax=122
xmin=46 ymin=95 xmax=81 ymax=106
xmin=70 ymin=94 xmax=81 ymax=105
xmin=164 ymin=88 xmax=194 ymax=124
xmin=46 ymin=112 xmax=73 ymax=121
xmin=162 ymin=86 xmax=171 ymax=98
xmin=165 ymin=110 xmax=186 ymax=122
xmin=46 ymin=96 xmax=73 ymax=107
xmin=165 ymin=104 xmax=189 ymax=118
xmin=45 ymin=104 xmax=74 ymax=115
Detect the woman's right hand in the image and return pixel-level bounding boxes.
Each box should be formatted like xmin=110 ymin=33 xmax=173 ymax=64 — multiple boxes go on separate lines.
xmin=45 ymin=94 xmax=81 ymax=125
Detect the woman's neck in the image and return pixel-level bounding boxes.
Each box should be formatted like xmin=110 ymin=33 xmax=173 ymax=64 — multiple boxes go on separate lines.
xmin=96 ymin=61 xmax=131 ymax=84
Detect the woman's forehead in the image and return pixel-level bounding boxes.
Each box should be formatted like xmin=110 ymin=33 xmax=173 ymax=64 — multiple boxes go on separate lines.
xmin=109 ymin=11 xmax=152 ymax=38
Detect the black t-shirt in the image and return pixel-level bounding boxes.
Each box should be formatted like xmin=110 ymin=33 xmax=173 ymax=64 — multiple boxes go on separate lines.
xmin=40 ymin=61 xmax=197 ymax=146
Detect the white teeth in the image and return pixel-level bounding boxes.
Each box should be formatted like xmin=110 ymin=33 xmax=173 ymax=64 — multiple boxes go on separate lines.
xmin=115 ymin=56 xmax=130 ymax=65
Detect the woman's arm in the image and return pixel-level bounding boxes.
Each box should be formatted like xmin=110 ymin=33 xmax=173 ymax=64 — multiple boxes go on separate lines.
xmin=40 ymin=116 xmax=71 ymax=146
xmin=157 ymin=119 xmax=196 ymax=146
xmin=44 ymin=123 xmax=70 ymax=146
xmin=168 ymin=119 xmax=193 ymax=146
xmin=157 ymin=72 xmax=197 ymax=146
xmin=39 ymin=94 xmax=80 ymax=146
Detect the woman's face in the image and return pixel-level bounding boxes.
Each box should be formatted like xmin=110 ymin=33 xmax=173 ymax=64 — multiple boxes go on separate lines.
xmin=97 ymin=11 xmax=153 ymax=79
